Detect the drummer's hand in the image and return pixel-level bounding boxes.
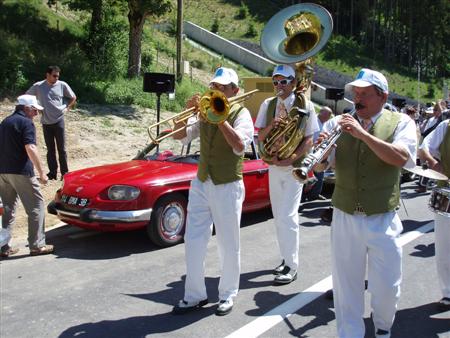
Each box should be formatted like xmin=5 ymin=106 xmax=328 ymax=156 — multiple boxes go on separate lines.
xmin=316 ymin=131 xmax=330 ymax=145
xmin=431 ymin=161 xmax=443 ymax=173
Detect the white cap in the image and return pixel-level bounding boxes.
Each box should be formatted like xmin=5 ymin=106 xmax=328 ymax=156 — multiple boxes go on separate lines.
xmin=16 ymin=94 xmax=43 ymax=110
xmin=345 ymin=68 xmax=388 ymax=94
xmin=272 ymin=64 xmax=295 ymax=79
xmin=210 ymin=67 xmax=239 ymax=86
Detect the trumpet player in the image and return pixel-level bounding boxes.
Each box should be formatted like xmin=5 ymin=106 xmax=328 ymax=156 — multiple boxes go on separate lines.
xmin=171 ymin=67 xmax=254 ymax=316
xmin=255 ymin=64 xmax=319 ymax=285
xmin=318 ymin=69 xmax=417 ymax=338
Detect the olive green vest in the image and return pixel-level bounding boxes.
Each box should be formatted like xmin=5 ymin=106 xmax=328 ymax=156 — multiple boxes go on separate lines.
xmin=437 ymin=120 xmax=450 ymax=188
xmin=197 ymin=104 xmax=245 ymax=185
xmin=262 ymin=95 xmax=308 ymax=167
xmin=332 ymin=109 xmax=402 ymax=215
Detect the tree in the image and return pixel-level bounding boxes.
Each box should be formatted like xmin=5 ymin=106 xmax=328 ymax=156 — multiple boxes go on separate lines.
xmin=126 ymin=0 xmax=172 ymax=78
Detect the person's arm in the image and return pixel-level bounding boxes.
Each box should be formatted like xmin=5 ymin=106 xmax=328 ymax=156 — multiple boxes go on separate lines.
xmin=25 ymin=144 xmax=48 ymax=184
xmin=339 ymin=114 xmax=414 ymax=168
xmin=419 ymin=148 xmax=442 ymax=172
xmin=218 ymin=121 xmax=245 ymax=153
xmin=221 ymin=107 xmax=253 ymax=155
xmin=66 ymin=95 xmax=77 ymax=111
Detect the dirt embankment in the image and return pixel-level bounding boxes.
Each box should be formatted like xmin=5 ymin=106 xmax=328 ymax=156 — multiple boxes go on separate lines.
xmin=1 ymin=99 xmax=166 ymax=238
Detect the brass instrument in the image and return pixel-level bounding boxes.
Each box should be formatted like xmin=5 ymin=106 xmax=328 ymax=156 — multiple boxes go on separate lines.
xmin=292 ymin=109 xmax=356 ymax=183
xmin=259 ymin=3 xmax=333 ymax=162
xmin=147 ymin=89 xmax=259 ymax=144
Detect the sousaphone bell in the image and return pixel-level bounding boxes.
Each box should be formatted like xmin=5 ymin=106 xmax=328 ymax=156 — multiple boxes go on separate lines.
xmin=258 ymin=3 xmax=333 ymax=162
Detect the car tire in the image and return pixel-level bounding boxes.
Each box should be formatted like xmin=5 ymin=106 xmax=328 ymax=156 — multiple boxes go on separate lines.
xmin=148 ymin=193 xmax=187 ymax=247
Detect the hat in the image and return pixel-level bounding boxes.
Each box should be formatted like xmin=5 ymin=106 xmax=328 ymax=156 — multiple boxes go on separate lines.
xmin=16 ymin=94 xmax=43 ymax=110
xmin=272 ymin=64 xmax=296 ymax=79
xmin=210 ymin=67 xmax=239 ymax=86
xmin=345 ymin=68 xmax=388 ymax=94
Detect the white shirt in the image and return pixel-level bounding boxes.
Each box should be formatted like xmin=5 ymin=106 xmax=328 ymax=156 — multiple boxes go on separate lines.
xmin=420 ymin=119 xmax=449 ymax=160
xmin=323 ymin=110 xmax=418 ymax=169
xmin=180 ymin=106 xmax=254 ymax=156
xmin=255 ymin=92 xmax=319 ymax=138
xmin=424 ymin=116 xmax=441 ymax=131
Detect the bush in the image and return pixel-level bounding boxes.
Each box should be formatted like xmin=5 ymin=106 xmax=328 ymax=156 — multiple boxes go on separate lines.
xmin=245 ymin=22 xmax=257 ymax=38
xmin=236 ymin=2 xmax=250 ymax=19
xmin=211 ymin=18 xmax=219 ymax=34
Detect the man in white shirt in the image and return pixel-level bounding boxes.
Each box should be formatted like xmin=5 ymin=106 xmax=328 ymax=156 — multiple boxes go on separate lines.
xmin=419 ymin=119 xmax=450 ymax=311
xmin=255 ymin=64 xmax=319 ymax=285
xmin=319 ymin=68 xmax=417 ymax=338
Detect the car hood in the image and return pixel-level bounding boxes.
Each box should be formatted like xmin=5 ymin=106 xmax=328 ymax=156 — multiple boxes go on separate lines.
xmin=64 ymin=160 xmax=197 ymax=186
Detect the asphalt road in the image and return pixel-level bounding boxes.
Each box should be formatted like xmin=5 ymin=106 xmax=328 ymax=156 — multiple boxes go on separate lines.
xmin=1 ymin=181 xmax=449 ymax=338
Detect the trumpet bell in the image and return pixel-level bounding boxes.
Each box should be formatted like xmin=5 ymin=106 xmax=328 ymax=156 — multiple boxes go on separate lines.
xmin=260 ymin=3 xmax=333 ymax=64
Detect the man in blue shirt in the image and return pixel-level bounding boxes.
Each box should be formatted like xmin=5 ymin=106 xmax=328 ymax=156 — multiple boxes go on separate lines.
xmin=0 ymin=94 xmax=54 ymax=257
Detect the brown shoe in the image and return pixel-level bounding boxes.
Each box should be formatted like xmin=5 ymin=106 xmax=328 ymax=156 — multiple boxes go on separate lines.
xmin=29 ymin=245 xmax=54 ymax=256
xmin=0 ymin=246 xmax=20 ymax=258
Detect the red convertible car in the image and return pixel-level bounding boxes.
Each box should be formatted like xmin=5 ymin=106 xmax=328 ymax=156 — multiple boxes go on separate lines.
xmin=48 ymin=136 xmax=271 ymax=247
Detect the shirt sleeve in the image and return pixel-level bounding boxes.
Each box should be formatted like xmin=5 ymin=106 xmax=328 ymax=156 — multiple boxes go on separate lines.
xmin=255 ymin=98 xmax=271 ymax=129
xmin=26 ymin=84 xmax=37 ymax=96
xmin=62 ymin=82 xmax=76 ymax=98
xmin=231 ymin=107 xmax=254 ymax=156
xmin=22 ymin=120 xmax=36 ymax=146
xmin=304 ymin=101 xmax=319 ymax=137
xmin=419 ymin=119 xmax=448 ymax=160
xmin=392 ymin=114 xmax=418 ymax=169
xmin=180 ymin=117 xmax=200 ymax=145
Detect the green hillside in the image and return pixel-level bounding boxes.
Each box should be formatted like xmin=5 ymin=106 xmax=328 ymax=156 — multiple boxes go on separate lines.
xmin=0 ymin=0 xmax=447 ymax=106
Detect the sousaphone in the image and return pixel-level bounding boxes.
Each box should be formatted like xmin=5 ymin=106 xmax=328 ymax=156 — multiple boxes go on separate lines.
xmin=259 ymin=3 xmax=333 ymax=163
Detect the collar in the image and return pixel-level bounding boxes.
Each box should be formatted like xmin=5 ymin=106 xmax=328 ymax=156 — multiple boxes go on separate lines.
xmin=358 ymin=109 xmax=383 ymax=124
xmin=277 ymin=92 xmax=295 ymax=107
xmin=14 ymin=109 xmax=27 ymax=117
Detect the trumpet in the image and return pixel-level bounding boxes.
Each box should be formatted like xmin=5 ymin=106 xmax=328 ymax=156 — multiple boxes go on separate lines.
xmin=292 ymin=109 xmax=356 ymax=183
xmin=147 ymin=89 xmax=259 ymax=144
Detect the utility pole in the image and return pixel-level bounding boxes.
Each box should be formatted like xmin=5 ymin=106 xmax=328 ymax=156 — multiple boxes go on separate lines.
xmin=176 ymin=0 xmax=183 ymax=82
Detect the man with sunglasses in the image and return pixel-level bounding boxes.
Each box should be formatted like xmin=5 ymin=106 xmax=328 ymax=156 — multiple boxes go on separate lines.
xmin=26 ymin=65 xmax=76 ymax=181
xmin=255 ymin=64 xmax=319 ymax=285
xmin=171 ymin=67 xmax=253 ymax=316
xmin=0 ymin=95 xmax=54 ymax=257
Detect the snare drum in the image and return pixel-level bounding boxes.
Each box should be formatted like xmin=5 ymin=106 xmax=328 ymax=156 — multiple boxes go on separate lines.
xmin=428 ymin=187 xmax=450 ymax=217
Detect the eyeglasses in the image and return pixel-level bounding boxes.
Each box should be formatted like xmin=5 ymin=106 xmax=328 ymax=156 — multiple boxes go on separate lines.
xmin=272 ymin=79 xmax=292 ymax=86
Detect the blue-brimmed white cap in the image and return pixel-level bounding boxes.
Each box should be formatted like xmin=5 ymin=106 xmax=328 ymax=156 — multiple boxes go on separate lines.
xmin=345 ymin=68 xmax=388 ymax=94
xmin=210 ymin=67 xmax=239 ymax=86
xmin=272 ymin=64 xmax=295 ymax=79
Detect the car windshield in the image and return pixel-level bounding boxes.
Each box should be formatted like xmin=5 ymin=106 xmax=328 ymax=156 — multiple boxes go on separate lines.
xmin=135 ymin=134 xmax=259 ymax=163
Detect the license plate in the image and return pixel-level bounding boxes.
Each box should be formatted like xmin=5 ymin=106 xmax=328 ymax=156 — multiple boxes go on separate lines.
xmin=61 ymin=194 xmax=89 ymax=207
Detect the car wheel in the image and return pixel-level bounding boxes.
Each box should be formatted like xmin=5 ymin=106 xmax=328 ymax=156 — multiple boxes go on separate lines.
xmin=148 ymin=193 xmax=187 ymax=247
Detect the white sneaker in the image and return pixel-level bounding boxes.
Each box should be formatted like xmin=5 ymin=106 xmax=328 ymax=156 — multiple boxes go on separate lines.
xmin=172 ymin=298 xmax=208 ymax=314
xmin=215 ymin=299 xmax=233 ymax=316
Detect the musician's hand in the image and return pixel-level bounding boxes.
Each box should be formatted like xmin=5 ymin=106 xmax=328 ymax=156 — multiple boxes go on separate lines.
xmin=185 ymin=94 xmax=201 ymax=110
xmin=339 ymin=114 xmax=366 ymax=140
xmin=315 ymin=131 xmax=330 ymax=145
xmin=431 ymin=161 xmax=443 ymax=173
xmin=271 ymin=116 xmax=283 ymax=129
xmin=272 ymin=153 xmax=294 ymax=167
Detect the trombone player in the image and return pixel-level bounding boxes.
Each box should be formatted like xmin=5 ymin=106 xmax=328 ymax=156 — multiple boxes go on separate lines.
xmin=171 ymin=67 xmax=254 ymax=316
xmin=255 ymin=64 xmax=319 ymax=285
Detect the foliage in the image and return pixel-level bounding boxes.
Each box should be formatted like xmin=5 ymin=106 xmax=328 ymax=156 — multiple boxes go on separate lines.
xmin=82 ymin=6 xmax=128 ymax=79
xmin=236 ymin=2 xmax=250 ymax=20
xmin=211 ymin=17 xmax=219 ymax=34
xmin=245 ymin=22 xmax=257 ymax=38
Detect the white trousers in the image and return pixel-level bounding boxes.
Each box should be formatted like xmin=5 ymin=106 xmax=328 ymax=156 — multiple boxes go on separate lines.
xmin=435 ymin=213 xmax=450 ymax=298
xmin=331 ymin=208 xmax=403 ymax=338
xmin=183 ymin=177 xmax=245 ymax=303
xmin=269 ymin=165 xmax=303 ymax=271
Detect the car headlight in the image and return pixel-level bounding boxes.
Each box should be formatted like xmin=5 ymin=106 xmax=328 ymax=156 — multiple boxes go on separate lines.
xmin=107 ymin=185 xmax=140 ymax=201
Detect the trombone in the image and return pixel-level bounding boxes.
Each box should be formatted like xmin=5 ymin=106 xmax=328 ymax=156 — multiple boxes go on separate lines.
xmin=147 ymin=89 xmax=259 ymax=144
